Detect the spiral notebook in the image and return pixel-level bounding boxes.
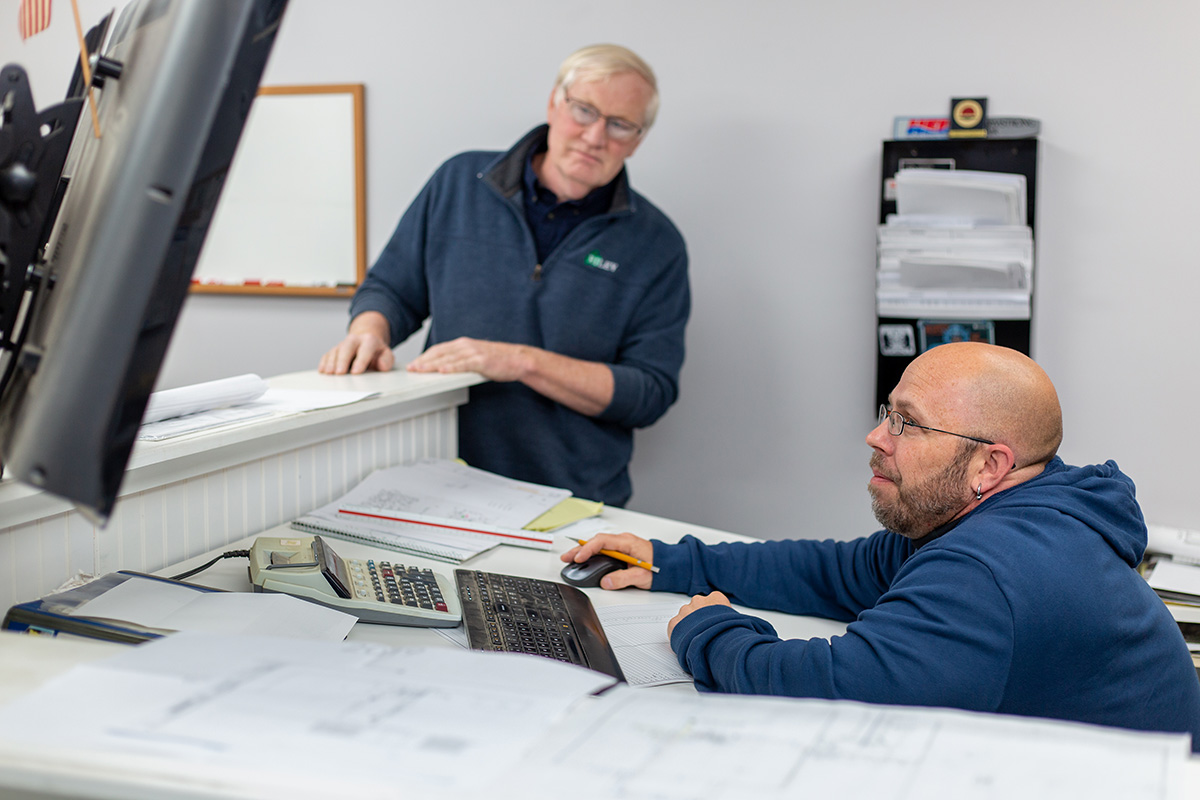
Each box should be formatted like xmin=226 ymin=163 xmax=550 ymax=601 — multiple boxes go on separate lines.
xmin=291 ymin=510 xmax=501 ymax=564
xmin=290 ymin=459 xmax=573 ymax=564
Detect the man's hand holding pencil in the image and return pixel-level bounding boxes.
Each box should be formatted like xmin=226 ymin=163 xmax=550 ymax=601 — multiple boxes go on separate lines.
xmin=560 ymin=532 xmax=656 ymax=591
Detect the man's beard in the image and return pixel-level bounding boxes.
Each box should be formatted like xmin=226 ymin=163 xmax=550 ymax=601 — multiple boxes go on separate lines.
xmin=869 ymin=442 xmax=978 ymax=538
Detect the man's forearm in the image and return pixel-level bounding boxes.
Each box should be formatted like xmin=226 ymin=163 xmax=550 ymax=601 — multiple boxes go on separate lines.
xmin=519 ymin=347 xmax=614 ymax=417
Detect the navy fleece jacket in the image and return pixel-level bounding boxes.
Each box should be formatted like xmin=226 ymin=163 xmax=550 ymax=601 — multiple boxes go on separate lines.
xmin=350 ymin=126 xmax=689 ymax=506
xmin=654 ymin=458 xmax=1200 ymax=749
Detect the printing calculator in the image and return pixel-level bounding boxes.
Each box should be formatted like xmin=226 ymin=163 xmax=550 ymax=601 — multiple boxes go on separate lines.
xmin=249 ymin=535 xmax=462 ymax=627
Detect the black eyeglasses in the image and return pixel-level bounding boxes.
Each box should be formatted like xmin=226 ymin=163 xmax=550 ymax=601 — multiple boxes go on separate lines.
xmin=562 ymin=92 xmax=644 ymax=141
xmin=878 ymin=404 xmax=995 ymax=445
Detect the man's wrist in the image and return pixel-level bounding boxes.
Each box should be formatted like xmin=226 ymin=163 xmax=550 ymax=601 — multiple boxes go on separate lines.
xmin=513 ymin=344 xmax=543 ymax=383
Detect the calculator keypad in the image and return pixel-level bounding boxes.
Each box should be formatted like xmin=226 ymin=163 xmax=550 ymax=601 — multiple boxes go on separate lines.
xmin=348 ymin=559 xmax=449 ymax=613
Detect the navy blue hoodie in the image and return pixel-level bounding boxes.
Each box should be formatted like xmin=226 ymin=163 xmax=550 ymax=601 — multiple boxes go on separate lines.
xmin=658 ymin=458 xmax=1200 ymax=749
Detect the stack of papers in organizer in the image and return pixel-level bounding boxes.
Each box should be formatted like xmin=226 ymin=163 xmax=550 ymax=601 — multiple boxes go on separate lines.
xmin=893 ymin=168 xmax=1026 ymax=227
xmin=876 ymin=225 xmax=1033 ymax=319
xmin=878 ymin=168 xmax=1033 ymax=321
xmin=291 ymin=458 xmax=601 ymax=563
xmin=1146 ymin=559 xmax=1200 ymax=606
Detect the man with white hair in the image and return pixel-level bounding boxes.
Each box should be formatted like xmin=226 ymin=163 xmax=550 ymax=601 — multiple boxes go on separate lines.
xmin=321 ymin=44 xmax=689 ymax=508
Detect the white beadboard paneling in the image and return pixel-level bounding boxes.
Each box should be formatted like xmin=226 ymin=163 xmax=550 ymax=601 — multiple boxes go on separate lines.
xmin=35 ymin=516 xmax=66 ymax=590
xmin=161 ymin=480 xmax=190 ymax=570
xmin=0 ymin=379 xmax=469 ymax=615
xmin=327 ymin=437 xmax=347 ymax=499
xmin=66 ymin=512 xmax=95 ymax=581
xmin=0 ymin=525 xmax=12 ymax=603
xmin=241 ymin=458 xmax=266 ymax=537
xmin=114 ymin=492 xmax=141 ymax=575
xmin=260 ymin=455 xmax=283 ymax=535
xmin=278 ymin=449 xmax=301 ymax=525
xmin=187 ymin=478 xmax=211 ymax=559
xmin=223 ymin=463 xmax=248 ymax=544
xmin=310 ymin=440 xmax=330 ymax=510
xmin=140 ymin=490 xmax=166 ymax=574
xmin=11 ymin=522 xmax=43 ymax=605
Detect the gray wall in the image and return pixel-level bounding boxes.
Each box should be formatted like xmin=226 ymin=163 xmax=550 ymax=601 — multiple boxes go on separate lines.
xmin=6 ymin=0 xmax=1198 ymax=541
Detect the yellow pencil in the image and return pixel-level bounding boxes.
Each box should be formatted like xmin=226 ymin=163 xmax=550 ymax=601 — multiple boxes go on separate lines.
xmin=565 ymin=536 xmax=659 ymax=573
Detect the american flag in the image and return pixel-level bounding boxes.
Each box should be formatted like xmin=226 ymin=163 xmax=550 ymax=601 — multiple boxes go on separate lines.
xmin=18 ymin=0 xmax=52 ymax=39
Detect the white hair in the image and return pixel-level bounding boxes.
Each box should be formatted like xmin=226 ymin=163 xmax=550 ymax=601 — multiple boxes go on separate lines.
xmin=552 ymin=44 xmax=660 ymax=130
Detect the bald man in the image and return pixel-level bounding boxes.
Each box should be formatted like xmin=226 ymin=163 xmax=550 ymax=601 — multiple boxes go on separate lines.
xmin=564 ymin=343 xmax=1200 ymax=748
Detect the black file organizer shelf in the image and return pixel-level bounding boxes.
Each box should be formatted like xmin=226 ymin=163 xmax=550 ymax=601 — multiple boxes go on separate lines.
xmin=875 ymin=138 xmax=1039 ymax=407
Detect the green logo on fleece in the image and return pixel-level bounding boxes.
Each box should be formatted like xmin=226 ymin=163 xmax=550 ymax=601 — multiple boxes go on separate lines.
xmin=585 ymin=250 xmax=619 ymax=272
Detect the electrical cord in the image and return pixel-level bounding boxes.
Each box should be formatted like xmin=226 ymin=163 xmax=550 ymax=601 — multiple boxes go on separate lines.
xmin=168 ymin=549 xmax=250 ymax=582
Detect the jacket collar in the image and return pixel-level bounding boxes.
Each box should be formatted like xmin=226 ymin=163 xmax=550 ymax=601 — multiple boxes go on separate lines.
xmin=481 ymin=124 xmax=633 ymax=214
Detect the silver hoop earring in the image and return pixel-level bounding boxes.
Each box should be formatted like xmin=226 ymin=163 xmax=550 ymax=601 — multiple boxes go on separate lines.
xmin=975 ymin=485 xmax=983 ymax=501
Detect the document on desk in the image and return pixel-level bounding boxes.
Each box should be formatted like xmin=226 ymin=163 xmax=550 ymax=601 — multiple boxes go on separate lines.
xmin=71 ymin=575 xmax=357 ymax=641
xmin=339 ymin=458 xmax=571 ymax=528
xmin=519 ymin=687 xmax=1191 ymax=800
xmin=141 ymin=373 xmax=269 ymax=424
xmin=0 ymin=632 xmax=614 ymax=798
xmin=595 ymin=603 xmax=692 ymax=686
xmin=292 ymin=459 xmax=567 ymax=562
xmin=138 ymin=386 xmax=379 ymax=440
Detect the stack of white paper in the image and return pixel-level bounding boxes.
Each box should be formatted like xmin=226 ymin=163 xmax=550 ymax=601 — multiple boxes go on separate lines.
xmin=292 ymin=458 xmax=568 ymax=563
xmin=876 ymin=224 xmax=1034 ymax=319
xmin=879 ymin=169 xmax=1032 ymax=321
xmin=142 ymin=373 xmax=269 ymax=424
xmin=138 ymin=375 xmax=379 ymax=441
xmin=71 ymin=574 xmax=357 ymax=641
xmin=894 ymin=168 xmax=1026 ymax=226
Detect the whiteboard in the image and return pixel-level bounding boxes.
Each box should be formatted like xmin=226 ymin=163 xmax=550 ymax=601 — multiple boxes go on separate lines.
xmin=191 ymin=85 xmax=366 ymax=296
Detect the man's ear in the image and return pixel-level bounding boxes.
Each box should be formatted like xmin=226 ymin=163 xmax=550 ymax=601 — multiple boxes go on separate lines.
xmin=976 ymin=444 xmax=1017 ymax=494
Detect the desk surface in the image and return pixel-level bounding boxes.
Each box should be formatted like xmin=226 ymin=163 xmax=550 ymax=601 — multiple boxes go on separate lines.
xmin=162 ymin=505 xmax=851 ymax=652
xmin=0 ymin=506 xmax=847 ymax=707
xmin=2 ymin=504 xmax=1198 ymax=798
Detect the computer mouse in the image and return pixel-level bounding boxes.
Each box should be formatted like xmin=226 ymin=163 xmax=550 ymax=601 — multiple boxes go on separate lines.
xmin=560 ymin=555 xmax=624 ymax=588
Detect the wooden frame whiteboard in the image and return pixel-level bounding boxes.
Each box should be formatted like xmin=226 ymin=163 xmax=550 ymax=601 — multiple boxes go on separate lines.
xmin=190 ymin=84 xmax=367 ymax=297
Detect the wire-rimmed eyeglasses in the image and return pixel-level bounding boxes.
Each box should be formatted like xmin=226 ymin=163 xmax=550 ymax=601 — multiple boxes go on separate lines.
xmin=878 ymin=404 xmax=994 ymax=445
xmin=562 ymin=92 xmax=644 ymax=141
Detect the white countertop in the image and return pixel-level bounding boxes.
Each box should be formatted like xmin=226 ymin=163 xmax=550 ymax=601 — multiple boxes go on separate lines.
xmin=0 ymin=369 xmax=484 ymax=529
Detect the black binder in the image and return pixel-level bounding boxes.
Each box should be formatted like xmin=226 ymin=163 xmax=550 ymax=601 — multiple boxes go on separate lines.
xmin=2 ymin=571 xmax=224 ymax=644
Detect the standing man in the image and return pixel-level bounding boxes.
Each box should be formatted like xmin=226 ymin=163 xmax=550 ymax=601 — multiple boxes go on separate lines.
xmin=565 ymin=343 xmax=1200 ymax=748
xmin=319 ymin=44 xmax=689 ymax=508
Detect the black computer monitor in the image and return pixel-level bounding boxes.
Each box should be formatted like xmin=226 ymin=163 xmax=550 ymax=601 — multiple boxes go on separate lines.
xmin=0 ymin=0 xmax=289 ymax=522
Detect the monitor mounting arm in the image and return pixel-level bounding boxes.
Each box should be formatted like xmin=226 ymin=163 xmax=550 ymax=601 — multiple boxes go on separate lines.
xmin=0 ymin=64 xmax=83 ymax=363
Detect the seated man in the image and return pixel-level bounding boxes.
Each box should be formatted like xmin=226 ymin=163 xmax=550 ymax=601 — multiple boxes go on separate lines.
xmin=564 ymin=342 xmax=1200 ymax=748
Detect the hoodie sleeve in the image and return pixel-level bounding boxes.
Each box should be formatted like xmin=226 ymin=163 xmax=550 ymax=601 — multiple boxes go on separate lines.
xmin=666 ymin=541 xmax=1015 ymax=711
xmin=651 ymin=533 xmax=909 ymax=620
